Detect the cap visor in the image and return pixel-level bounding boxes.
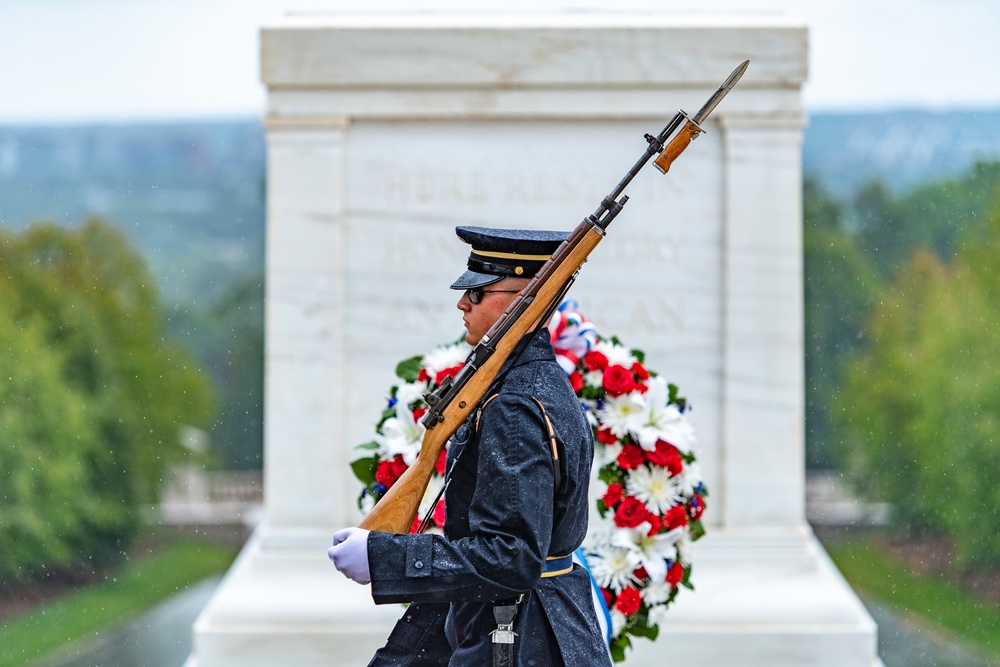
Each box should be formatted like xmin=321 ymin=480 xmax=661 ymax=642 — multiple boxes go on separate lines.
xmin=450 ymin=270 xmax=504 ymax=290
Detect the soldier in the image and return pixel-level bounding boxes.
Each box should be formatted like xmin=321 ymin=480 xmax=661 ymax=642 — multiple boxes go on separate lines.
xmin=329 ymin=226 xmax=612 ymax=667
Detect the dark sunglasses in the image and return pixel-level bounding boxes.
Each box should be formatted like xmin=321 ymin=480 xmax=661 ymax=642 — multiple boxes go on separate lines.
xmin=466 ymin=287 xmax=521 ymax=305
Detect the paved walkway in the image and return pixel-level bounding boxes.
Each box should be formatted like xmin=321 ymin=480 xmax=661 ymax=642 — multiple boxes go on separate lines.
xmin=34 ymin=577 xmax=219 ymax=667
xmin=33 ymin=577 xmax=998 ymax=667
xmin=865 ymin=595 xmax=998 ymax=667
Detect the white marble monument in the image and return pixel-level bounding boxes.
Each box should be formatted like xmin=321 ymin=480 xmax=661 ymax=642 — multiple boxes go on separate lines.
xmin=189 ymin=4 xmax=881 ymax=666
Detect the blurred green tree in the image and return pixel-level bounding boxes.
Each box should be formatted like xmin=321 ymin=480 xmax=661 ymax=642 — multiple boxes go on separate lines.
xmin=0 ymin=220 xmax=213 ymax=580
xmin=803 ymin=178 xmax=882 ymax=467
xmin=837 ymin=194 xmax=1000 ymax=568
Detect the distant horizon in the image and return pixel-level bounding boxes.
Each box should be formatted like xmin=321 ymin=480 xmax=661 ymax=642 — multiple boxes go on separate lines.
xmin=2 ymin=106 xmax=1000 ymax=128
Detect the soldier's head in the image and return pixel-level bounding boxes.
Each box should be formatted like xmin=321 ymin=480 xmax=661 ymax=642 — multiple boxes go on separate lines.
xmin=451 ymin=226 xmax=567 ymax=345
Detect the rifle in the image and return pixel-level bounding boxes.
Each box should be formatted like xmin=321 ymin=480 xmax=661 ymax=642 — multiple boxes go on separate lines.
xmin=358 ymin=60 xmax=749 ymax=534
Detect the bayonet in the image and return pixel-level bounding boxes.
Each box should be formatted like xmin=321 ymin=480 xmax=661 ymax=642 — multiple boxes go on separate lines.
xmin=654 ymin=59 xmax=750 ymax=174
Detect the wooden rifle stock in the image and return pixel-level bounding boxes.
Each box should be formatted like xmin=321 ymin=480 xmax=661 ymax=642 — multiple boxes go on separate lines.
xmin=358 ymin=225 xmax=603 ymax=534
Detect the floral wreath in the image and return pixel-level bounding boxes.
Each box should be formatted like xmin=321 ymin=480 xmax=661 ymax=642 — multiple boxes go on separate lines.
xmin=350 ymin=301 xmax=707 ymax=662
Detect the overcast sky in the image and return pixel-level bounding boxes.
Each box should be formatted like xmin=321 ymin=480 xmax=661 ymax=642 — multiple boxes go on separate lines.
xmin=1 ymin=0 xmax=997 ymax=124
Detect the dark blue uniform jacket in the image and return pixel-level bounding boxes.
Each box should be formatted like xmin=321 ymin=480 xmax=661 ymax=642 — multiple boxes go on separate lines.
xmin=367 ymin=330 xmax=612 ymax=666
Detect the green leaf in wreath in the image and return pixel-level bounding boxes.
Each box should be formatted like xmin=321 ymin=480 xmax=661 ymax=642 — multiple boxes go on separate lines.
xmin=350 ymin=455 xmax=379 ymax=485
xmin=689 ymin=518 xmax=706 ymax=541
xmin=355 ymin=440 xmax=380 ymax=451
xmin=395 ymin=355 xmax=424 ymax=383
xmin=630 ymin=348 xmax=645 ymax=364
xmin=681 ymin=562 xmax=695 ymax=590
xmin=628 ymin=617 xmax=659 ymax=640
xmin=609 ymin=635 xmax=631 ymax=663
xmin=598 ymin=463 xmax=624 ymax=486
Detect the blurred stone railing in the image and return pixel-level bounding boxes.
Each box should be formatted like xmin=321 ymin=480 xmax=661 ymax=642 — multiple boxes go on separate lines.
xmin=152 ymin=466 xmax=263 ymax=544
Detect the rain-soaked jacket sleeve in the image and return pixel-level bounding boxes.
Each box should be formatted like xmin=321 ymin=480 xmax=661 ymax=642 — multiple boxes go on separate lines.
xmin=367 ymin=392 xmax=556 ymax=604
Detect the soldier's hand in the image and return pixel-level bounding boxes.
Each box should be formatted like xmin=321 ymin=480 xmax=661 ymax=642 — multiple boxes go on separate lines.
xmin=327 ymin=527 xmax=371 ymax=585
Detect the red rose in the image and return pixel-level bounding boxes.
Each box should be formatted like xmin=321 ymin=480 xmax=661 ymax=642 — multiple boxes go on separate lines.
xmin=666 ymin=561 xmax=685 ymax=587
xmin=375 ymin=460 xmax=397 ymax=487
xmin=435 ymin=449 xmax=447 ymax=475
xmin=596 ymin=428 xmax=618 ymax=445
xmin=614 ymin=587 xmax=642 ymax=616
xmin=432 ymin=499 xmax=446 ymax=527
xmin=616 ymin=444 xmax=645 ymax=470
xmin=633 ymin=382 xmax=648 ymax=394
xmin=602 ymin=365 xmax=637 ymax=396
xmin=646 ymin=440 xmax=683 ymax=476
xmin=413 ymin=407 xmax=427 ymax=422
xmin=601 ymin=588 xmax=614 ymax=608
xmin=645 ymin=514 xmax=662 ymax=536
xmin=568 ymin=371 xmax=584 ymax=393
xmin=633 ymin=566 xmax=648 ymax=582
xmin=631 ymin=361 xmax=650 ymax=380
xmin=664 ymin=505 xmax=689 ymax=530
xmin=602 ymin=483 xmax=624 ymax=508
xmin=688 ymin=494 xmax=705 ymax=521
xmin=417 ymin=368 xmax=431 ymax=383
xmin=409 ymin=515 xmax=422 ymax=534
xmin=614 ymin=496 xmax=651 ymax=528
xmin=375 ymin=454 xmax=409 ymax=487
xmin=435 ymin=364 xmax=463 ymax=386
xmin=583 ymin=350 xmax=609 ymax=371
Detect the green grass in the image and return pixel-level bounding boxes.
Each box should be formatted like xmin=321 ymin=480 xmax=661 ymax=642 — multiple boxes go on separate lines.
xmin=826 ymin=535 xmax=1000 ymax=661
xmin=0 ymin=537 xmax=238 ymax=667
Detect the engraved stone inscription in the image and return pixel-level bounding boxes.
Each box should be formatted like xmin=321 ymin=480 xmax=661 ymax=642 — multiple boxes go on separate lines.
xmin=368 ymin=165 xmax=680 ymax=208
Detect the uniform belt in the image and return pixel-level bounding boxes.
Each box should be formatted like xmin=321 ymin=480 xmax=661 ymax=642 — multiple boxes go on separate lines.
xmin=541 ymin=554 xmax=573 ymax=578
xmin=494 ymin=555 xmax=576 ymax=605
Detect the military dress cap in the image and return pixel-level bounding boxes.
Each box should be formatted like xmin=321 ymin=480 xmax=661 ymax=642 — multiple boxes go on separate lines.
xmin=450 ymin=226 xmax=569 ymax=290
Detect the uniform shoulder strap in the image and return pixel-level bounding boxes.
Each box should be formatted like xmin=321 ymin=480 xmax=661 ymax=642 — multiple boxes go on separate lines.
xmin=475 ymin=394 xmax=562 ymax=492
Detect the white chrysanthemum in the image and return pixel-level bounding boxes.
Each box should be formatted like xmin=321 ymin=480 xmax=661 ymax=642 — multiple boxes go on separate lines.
xmin=597 ymin=441 xmax=623 ymax=467
xmin=421 ymin=341 xmax=471 ymax=375
xmin=360 ymin=493 xmax=375 ymax=515
xmin=584 ymin=519 xmax=617 ymax=550
xmin=584 ymin=369 xmax=603 ymax=388
xmin=627 ymin=465 xmax=683 ymax=515
xmin=597 ymin=392 xmax=646 ymax=439
xmin=610 ymin=609 xmax=629 ymax=638
xmin=396 ymin=381 xmax=427 ymax=408
xmin=674 ymin=530 xmax=692 ymax=563
xmin=587 ymin=545 xmax=641 ymax=593
xmin=680 ymin=459 xmax=704 ymax=495
xmin=594 ymin=340 xmax=638 ymax=368
xmin=648 ymin=604 xmax=671 ymax=627
xmin=640 ymin=579 xmax=673 ymax=606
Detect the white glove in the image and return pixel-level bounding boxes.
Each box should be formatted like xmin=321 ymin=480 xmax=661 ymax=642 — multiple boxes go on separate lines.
xmin=327 ymin=528 xmax=371 ymax=585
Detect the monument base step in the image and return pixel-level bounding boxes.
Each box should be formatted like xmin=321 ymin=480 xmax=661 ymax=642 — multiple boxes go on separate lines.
xmin=188 ymin=524 xmax=881 ymax=667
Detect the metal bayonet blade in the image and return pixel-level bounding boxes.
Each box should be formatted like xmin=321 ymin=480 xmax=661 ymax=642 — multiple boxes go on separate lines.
xmin=692 ymin=60 xmax=749 ymax=125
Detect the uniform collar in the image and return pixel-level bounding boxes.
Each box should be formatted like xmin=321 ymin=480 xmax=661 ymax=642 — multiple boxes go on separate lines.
xmin=499 ymin=329 xmax=556 ymax=373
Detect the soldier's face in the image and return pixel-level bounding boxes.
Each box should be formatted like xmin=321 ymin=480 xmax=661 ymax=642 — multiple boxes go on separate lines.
xmin=457 ymin=278 xmax=528 ymax=345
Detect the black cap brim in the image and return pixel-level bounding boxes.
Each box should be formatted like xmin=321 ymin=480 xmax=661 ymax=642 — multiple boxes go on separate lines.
xmin=450 ymin=269 xmax=504 ymax=290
